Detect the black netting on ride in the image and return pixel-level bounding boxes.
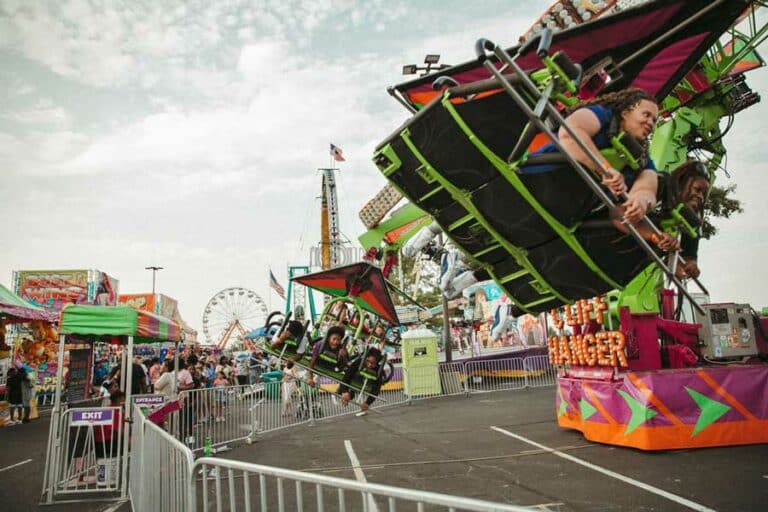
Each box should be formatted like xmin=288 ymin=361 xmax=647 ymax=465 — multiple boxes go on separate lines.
xmin=516 ymin=298 xmax=563 ymax=315
xmin=526 ymin=238 xmax=614 ymax=301
xmin=434 ymin=202 xmax=469 ymax=227
xmin=492 ymin=255 xmax=525 ymax=278
xmin=471 ymin=176 xmax=559 ymax=249
xmin=519 ymin=166 xmax=597 ymax=226
xmin=574 ymin=225 xmax=654 ymax=285
xmin=499 ymin=273 xmax=549 ymax=307
xmin=388 ymin=137 xmax=435 ymax=200
xmin=475 ymin=246 xmax=509 ymax=266
xmin=448 ymin=221 xmax=497 ymax=257
xmin=420 ymin=188 xmax=456 ymax=216
xmin=409 ymin=101 xmax=501 ymax=191
xmin=454 ymin=92 xmax=531 ymax=159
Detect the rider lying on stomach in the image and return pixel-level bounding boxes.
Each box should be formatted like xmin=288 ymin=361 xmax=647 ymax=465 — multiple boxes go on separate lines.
xmin=270 ymin=320 xmax=307 ymax=360
xmin=338 ymin=347 xmax=384 ymax=412
xmin=554 ymin=88 xmax=659 ymax=223
xmin=306 ymin=326 xmax=348 ymax=387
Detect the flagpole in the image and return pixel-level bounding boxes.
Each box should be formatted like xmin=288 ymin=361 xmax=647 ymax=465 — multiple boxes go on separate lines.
xmin=268 ymin=269 xmax=272 ymax=312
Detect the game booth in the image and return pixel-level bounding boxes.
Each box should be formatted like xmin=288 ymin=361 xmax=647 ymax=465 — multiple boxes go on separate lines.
xmin=41 ymin=304 xmax=183 ymax=505
xmin=0 ymin=284 xmax=59 ymax=424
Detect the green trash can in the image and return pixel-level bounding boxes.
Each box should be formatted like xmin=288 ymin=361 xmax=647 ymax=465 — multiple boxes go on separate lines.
xmin=261 ymin=371 xmax=282 ymax=400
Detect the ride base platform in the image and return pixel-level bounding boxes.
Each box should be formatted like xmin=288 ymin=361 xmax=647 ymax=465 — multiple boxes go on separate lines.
xmin=557 ymin=363 xmax=768 ymax=451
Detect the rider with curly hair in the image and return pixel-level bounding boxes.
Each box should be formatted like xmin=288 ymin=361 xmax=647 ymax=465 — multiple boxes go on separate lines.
xmin=536 ymin=87 xmax=660 ymax=226
xmin=424 ymin=88 xmax=677 ymax=297
xmin=659 ymin=159 xmax=711 ymax=278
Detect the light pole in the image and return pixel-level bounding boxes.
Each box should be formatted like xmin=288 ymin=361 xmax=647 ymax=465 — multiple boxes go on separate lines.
xmin=402 ymin=54 xmax=451 ymax=76
xmin=145 ymin=266 xmax=163 ymax=294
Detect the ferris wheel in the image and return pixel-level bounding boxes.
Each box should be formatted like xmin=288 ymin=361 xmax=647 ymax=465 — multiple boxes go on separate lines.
xmin=201 ymin=287 xmax=268 ymax=348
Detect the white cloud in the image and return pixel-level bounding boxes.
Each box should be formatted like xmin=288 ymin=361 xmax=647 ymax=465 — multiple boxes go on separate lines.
xmin=5 ymin=101 xmax=69 ymax=126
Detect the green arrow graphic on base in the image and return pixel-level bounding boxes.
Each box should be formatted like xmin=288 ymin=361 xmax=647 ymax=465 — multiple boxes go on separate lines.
xmin=580 ymin=398 xmax=598 ymax=422
xmin=685 ymin=387 xmax=732 ymax=436
xmin=558 ymin=387 xmax=568 ymax=417
xmin=617 ymin=389 xmax=658 ymax=436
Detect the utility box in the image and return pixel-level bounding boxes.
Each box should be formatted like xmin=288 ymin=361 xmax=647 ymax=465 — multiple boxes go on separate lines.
xmin=401 ymin=329 xmax=441 ymax=396
xmin=696 ymin=303 xmax=758 ymax=360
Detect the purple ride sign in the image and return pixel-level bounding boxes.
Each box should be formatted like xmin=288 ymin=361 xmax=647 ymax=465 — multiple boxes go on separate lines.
xmin=70 ymin=409 xmax=114 ymax=426
xmin=132 ymin=395 xmax=165 ymax=407
xmin=132 ymin=394 xmax=166 ymax=417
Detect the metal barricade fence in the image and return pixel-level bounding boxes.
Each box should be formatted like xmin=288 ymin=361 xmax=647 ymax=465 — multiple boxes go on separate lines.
xmin=170 ymin=384 xmax=309 ymax=453
xmin=129 ymin=404 xmax=144 ymax=506
xmin=464 ymin=358 xmax=527 ymax=393
xmin=190 ymin=457 xmax=534 ymax=512
xmin=164 ymin=357 xmax=555 ymax=455
xmin=523 ymin=355 xmax=556 ymax=388
xmin=131 ymin=404 xmax=194 ymax=512
xmin=439 ymin=361 xmax=469 ymax=395
xmin=123 ymin=356 xmax=556 ymax=510
xmin=42 ymin=405 xmax=124 ymax=501
xmin=171 ymin=376 xmax=416 ymax=453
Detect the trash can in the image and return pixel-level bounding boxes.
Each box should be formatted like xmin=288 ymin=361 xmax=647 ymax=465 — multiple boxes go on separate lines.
xmin=401 ymin=329 xmax=442 ymax=396
xmin=261 ymin=371 xmax=282 ymax=400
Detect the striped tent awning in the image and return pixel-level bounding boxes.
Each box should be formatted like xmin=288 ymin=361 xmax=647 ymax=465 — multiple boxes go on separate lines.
xmin=59 ymin=304 xmax=183 ymax=343
xmin=0 ymin=283 xmax=58 ymax=323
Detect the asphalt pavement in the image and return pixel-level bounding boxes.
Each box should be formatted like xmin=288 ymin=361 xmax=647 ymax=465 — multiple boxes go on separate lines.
xmin=2 ymin=387 xmax=767 ymax=511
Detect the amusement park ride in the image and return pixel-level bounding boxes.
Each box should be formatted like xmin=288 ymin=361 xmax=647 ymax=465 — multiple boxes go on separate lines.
xmin=353 ymin=0 xmax=768 ymax=450
xmin=248 ymin=0 xmax=768 ymax=451
xmin=201 ymin=287 xmax=268 ymax=349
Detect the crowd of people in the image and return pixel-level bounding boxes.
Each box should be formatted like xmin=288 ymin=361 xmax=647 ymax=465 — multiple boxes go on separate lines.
xmin=92 ymin=348 xmax=272 ymax=404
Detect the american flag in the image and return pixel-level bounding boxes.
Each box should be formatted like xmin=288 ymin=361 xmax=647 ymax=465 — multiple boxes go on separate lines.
xmin=269 ymin=270 xmax=286 ymax=300
xmin=330 ymin=143 xmax=345 ymax=162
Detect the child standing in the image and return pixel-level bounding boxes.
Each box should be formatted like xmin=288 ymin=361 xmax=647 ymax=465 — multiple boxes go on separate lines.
xmin=213 ymin=372 xmax=228 ymax=422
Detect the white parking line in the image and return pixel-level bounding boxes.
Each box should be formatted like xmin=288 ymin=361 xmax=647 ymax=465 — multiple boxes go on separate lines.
xmin=491 ymin=427 xmax=716 ymax=512
xmin=100 ymin=500 xmax=127 ymax=512
xmin=0 ymin=458 xmax=32 ymax=473
xmin=344 ymin=440 xmax=379 ymax=512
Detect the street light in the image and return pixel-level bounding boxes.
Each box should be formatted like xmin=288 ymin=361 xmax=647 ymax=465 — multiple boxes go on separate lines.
xmin=402 ymin=54 xmax=451 ymax=76
xmin=145 ymin=266 xmax=163 ymax=294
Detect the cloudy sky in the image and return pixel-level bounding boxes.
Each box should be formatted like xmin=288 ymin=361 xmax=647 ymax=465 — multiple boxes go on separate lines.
xmin=2 ymin=0 xmax=767 ymax=339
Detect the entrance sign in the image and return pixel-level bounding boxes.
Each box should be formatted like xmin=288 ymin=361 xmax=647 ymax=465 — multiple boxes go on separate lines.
xmin=132 ymin=394 xmax=166 ymax=416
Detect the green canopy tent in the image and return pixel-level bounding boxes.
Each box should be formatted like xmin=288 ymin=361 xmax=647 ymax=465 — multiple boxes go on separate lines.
xmin=43 ymin=304 xmax=183 ymax=503
xmin=59 ymin=304 xmax=182 ymax=344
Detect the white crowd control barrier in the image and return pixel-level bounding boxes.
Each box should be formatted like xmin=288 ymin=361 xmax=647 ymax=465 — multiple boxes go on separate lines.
xmin=130 ymin=405 xmax=194 ymax=512
xmin=124 ymin=355 xmax=554 ymax=511
xmin=41 ymin=404 xmax=125 ymax=503
xmin=190 ymin=458 xmax=534 ymax=512
xmin=465 ymin=357 xmax=527 ymax=393
xmin=168 ymin=356 xmax=554 ymax=453
xmin=523 ymin=355 xmax=558 ymax=388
